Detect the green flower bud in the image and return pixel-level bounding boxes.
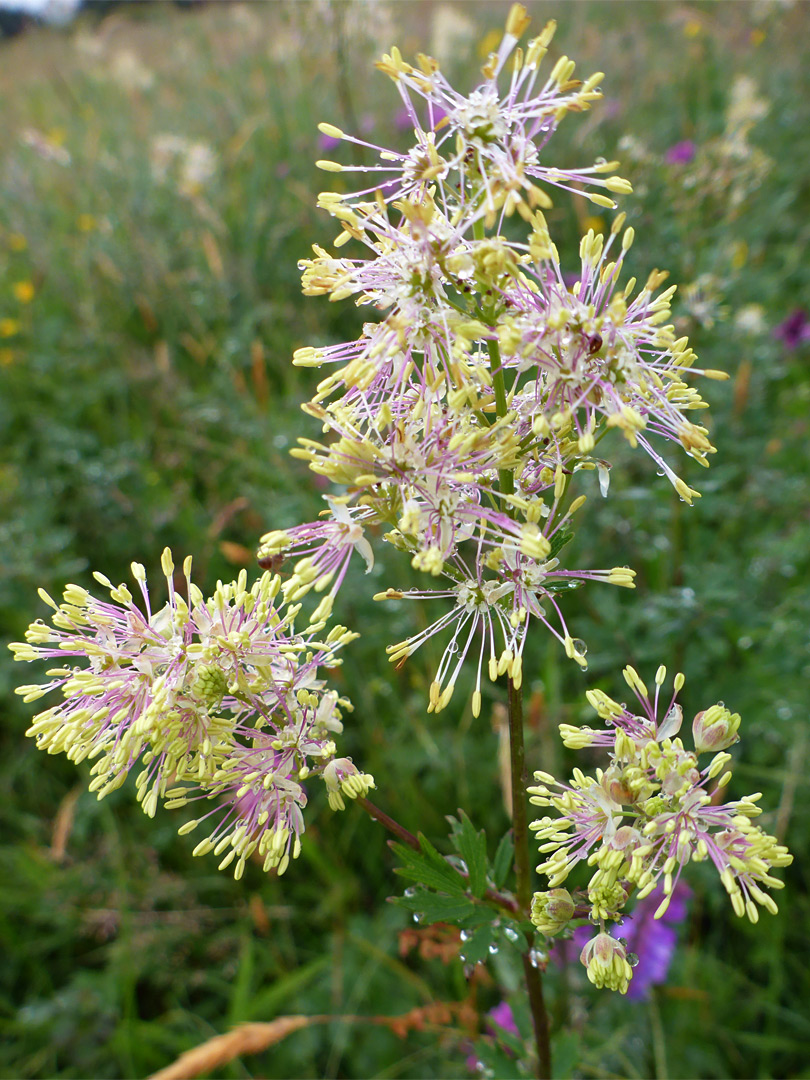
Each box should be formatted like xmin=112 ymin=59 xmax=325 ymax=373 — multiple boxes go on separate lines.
xmin=189 ymin=664 xmax=228 ymax=708
xmin=580 ymin=932 xmax=633 ymax=994
xmin=692 ymin=704 xmax=741 ymax=754
xmin=530 ymin=888 xmax=575 ymax=936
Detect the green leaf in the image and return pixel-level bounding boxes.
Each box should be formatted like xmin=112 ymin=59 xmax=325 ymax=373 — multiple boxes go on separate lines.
xmin=548 ymin=523 xmax=574 ymax=560
xmin=390 ymin=839 xmax=466 ymax=896
xmin=471 ymin=1036 xmax=529 ymax=1079
xmin=449 ymin=811 xmax=488 ymax=898
xmin=459 ymin=923 xmax=496 ymax=966
xmin=393 ymin=889 xmax=480 ymax=925
xmin=492 ymin=830 xmax=514 ymax=889
xmin=550 ymin=1030 xmax=581 ymax=1079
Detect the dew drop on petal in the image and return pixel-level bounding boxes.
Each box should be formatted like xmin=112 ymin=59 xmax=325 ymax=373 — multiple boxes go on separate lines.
xmin=627 ymin=952 xmax=640 ymax=968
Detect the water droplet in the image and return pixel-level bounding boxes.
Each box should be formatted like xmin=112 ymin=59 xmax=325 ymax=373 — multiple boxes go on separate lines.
xmin=403 ymin=887 xmax=416 ymax=898
xmin=488 ymin=943 xmax=499 ymax=955
xmin=529 ymin=947 xmax=547 ymax=968
xmin=572 ymin=639 xmax=587 ymax=655
xmin=627 ymin=952 xmax=640 ymax=968
xmin=460 ymin=929 xmax=471 ymax=942
xmin=412 ymin=913 xmax=421 ymax=924
xmin=463 ymin=963 xmax=475 ymax=979
xmin=503 ymin=926 xmax=520 ymax=943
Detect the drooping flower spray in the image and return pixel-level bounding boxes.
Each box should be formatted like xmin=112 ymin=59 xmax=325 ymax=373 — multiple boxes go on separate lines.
xmin=11 ymin=8 xmax=790 ymax=1078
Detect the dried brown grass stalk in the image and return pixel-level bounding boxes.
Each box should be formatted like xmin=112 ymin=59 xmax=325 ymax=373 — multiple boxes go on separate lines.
xmin=147 ymin=1000 xmax=476 ymax=1080
xmin=147 ymin=1016 xmax=320 ymax=1080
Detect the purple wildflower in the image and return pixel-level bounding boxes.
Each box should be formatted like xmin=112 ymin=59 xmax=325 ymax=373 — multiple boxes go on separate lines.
xmin=618 ymin=882 xmax=691 ymax=999
xmin=665 ymin=140 xmax=696 ymax=165
xmin=486 ymin=1000 xmax=519 ymax=1038
xmin=773 ymin=309 xmax=810 ymax=350
xmin=465 ymin=1000 xmax=520 ymax=1071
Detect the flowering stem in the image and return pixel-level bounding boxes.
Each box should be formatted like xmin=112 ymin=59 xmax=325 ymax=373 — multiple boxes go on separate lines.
xmin=357 ymin=796 xmax=420 ymax=850
xmin=507 ymin=680 xmax=531 ymax=912
xmin=488 ymin=338 xmax=515 ymax=499
xmin=477 ymin=193 xmax=550 ymax=1079
xmin=508 ymin=677 xmax=552 ymax=1079
xmin=358 ymin=797 xmax=523 ymax=915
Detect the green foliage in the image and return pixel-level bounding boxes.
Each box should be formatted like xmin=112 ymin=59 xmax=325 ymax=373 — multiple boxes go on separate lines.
xmin=1 ymin=3 xmax=809 ymax=1078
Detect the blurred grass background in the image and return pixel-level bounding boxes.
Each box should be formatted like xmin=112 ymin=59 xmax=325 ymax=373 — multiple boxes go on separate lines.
xmin=1 ymin=1 xmax=809 ymax=1077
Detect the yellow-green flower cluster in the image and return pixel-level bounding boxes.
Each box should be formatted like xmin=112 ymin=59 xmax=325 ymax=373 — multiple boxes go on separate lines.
xmin=10 ymin=551 xmax=372 ymax=878
xmin=264 ymin=4 xmax=726 ymax=718
xmin=528 ymin=664 xmax=792 ymax=991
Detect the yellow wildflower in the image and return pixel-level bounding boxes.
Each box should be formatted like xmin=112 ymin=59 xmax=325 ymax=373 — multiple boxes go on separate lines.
xmin=0 ymin=318 xmax=21 ymax=338
xmin=13 ymin=281 xmax=35 ymax=304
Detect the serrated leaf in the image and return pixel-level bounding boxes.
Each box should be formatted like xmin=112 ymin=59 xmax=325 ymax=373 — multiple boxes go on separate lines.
xmin=450 ymin=811 xmax=488 ymax=898
xmin=499 ymin=917 xmax=527 ymax=955
xmin=492 ymin=830 xmax=514 ymax=889
xmin=459 ymin=923 xmax=496 ymax=966
xmin=390 ymin=840 xmax=466 ymax=895
xmin=393 ymin=890 xmax=479 ymax=925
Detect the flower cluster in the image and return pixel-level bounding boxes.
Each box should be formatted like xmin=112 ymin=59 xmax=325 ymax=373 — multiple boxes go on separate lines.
xmin=527 ymin=664 xmax=792 ymax=993
xmin=10 ymin=550 xmax=373 ymax=878
xmin=258 ymin=5 xmax=724 ymax=716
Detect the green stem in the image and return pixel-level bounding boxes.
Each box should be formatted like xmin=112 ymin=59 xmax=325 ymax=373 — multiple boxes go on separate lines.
xmin=488 ymin=337 xmax=515 ymax=499
xmin=358 ymin=796 xmax=420 ymax=850
xmin=474 ymin=198 xmax=552 ymax=1079
xmin=508 ymin=678 xmax=552 ymax=1080
xmin=507 ymin=680 xmax=531 ymax=911
xmin=358 ymin=798 xmax=522 ymax=915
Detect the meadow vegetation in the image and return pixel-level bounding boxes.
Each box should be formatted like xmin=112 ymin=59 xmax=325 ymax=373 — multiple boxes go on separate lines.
xmin=1 ymin=2 xmax=808 ymax=1076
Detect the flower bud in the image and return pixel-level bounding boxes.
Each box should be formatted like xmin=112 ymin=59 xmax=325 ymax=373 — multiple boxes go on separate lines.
xmin=530 ymin=888 xmax=575 ymax=935
xmin=189 ymin=664 xmax=228 ymax=708
xmin=579 ymin=931 xmax=633 ymax=994
xmin=692 ymin=704 xmax=741 ymax=754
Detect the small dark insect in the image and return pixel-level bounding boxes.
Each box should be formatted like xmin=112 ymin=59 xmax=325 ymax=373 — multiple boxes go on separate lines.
xmin=587 ymin=333 xmax=603 ymax=355
xmin=257 ymin=553 xmax=287 ymax=573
